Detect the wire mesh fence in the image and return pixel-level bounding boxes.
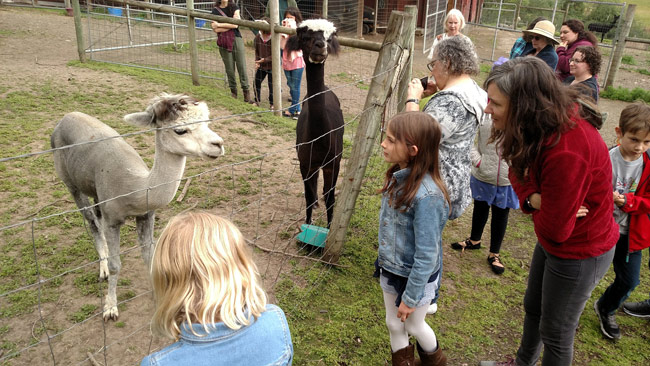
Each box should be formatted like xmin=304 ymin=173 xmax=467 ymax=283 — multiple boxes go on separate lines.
xmin=0 ymin=5 xmax=413 ymax=364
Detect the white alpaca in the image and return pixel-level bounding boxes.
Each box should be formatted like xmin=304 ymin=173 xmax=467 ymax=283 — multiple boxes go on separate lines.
xmin=51 ymin=94 xmax=224 ymax=320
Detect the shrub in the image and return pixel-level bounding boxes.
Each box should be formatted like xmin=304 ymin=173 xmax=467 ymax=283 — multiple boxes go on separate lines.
xmin=600 ymin=86 xmax=650 ymax=103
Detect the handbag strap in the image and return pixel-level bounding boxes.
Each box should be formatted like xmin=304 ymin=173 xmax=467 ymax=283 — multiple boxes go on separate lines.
xmin=214 ymin=6 xmax=227 ymax=17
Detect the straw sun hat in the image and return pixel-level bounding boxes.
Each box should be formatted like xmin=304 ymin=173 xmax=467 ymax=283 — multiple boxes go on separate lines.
xmin=523 ymin=20 xmax=559 ymax=45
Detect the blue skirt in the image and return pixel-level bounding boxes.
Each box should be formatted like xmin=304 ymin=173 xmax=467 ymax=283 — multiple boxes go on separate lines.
xmin=470 ymin=176 xmax=519 ymax=210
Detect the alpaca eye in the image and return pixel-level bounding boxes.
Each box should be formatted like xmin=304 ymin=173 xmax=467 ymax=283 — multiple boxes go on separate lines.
xmin=173 ymin=128 xmax=188 ymax=135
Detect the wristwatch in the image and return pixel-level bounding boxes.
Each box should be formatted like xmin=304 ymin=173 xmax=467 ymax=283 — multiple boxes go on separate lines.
xmin=524 ymin=196 xmax=535 ymax=211
xmin=405 ymin=98 xmax=420 ymax=105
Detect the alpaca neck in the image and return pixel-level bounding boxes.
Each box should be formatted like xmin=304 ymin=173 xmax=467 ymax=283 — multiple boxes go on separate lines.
xmin=305 ymin=62 xmax=327 ymax=98
xmin=145 ymin=134 xmax=186 ymax=208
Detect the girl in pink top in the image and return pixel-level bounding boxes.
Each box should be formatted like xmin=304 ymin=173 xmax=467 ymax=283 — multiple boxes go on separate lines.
xmin=281 ymin=7 xmax=305 ymax=118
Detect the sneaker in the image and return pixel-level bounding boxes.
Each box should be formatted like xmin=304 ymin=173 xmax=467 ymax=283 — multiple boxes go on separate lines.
xmin=426 ymin=303 xmax=438 ymax=315
xmin=622 ymin=299 xmax=650 ymax=318
xmin=478 ymin=358 xmax=516 ymax=366
xmin=594 ymin=300 xmax=621 ymax=339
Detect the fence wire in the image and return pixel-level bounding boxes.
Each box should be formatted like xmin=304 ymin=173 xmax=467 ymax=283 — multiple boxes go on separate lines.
xmin=0 ymin=14 xmax=408 ymax=364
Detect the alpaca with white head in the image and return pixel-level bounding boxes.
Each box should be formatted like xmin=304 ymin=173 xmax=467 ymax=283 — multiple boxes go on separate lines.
xmin=51 ymin=94 xmax=224 ymax=320
xmin=285 ymin=19 xmax=344 ymax=227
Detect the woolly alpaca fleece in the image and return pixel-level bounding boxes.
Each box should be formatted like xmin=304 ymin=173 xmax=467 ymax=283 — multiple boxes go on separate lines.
xmin=298 ymin=19 xmax=337 ymax=39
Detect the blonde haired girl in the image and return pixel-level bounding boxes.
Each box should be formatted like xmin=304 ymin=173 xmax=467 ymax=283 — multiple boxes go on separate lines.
xmin=141 ymin=211 xmax=293 ymax=366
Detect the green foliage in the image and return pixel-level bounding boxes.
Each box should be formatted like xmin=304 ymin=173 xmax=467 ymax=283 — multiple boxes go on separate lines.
xmin=622 ymin=55 xmax=636 ymax=65
xmin=68 ymin=304 xmax=99 ymax=323
xmin=600 ymin=86 xmax=650 ymax=103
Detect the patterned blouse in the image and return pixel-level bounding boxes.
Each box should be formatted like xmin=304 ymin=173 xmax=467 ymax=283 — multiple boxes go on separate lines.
xmin=423 ymin=80 xmax=487 ymax=219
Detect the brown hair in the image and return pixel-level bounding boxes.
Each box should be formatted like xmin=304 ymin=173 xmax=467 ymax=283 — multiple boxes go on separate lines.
xmin=484 ymin=57 xmax=601 ymax=181
xmin=284 ymin=6 xmax=303 ymax=23
xmin=562 ymin=19 xmax=599 ymax=46
xmin=619 ymin=102 xmax=650 ymax=135
xmin=380 ymin=112 xmax=449 ymax=210
xmin=574 ymin=45 xmax=601 ymax=75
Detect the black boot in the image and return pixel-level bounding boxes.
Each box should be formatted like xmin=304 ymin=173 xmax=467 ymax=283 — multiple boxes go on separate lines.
xmin=230 ymin=88 xmax=237 ymax=99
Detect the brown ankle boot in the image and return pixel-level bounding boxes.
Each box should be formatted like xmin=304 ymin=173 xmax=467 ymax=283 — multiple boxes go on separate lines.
xmin=415 ymin=342 xmax=446 ymax=366
xmin=243 ymin=89 xmax=253 ymax=104
xmin=392 ymin=344 xmax=415 ymax=366
xmin=230 ymin=89 xmax=237 ymax=99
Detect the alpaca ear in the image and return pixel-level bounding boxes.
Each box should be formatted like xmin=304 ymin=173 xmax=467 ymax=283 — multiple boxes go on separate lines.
xmin=328 ymin=34 xmax=340 ymax=56
xmin=285 ymin=33 xmax=301 ymax=53
xmin=123 ymin=110 xmax=155 ymax=127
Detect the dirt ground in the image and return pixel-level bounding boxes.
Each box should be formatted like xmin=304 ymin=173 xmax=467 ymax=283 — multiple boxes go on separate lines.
xmin=0 ymin=5 xmax=646 ymax=366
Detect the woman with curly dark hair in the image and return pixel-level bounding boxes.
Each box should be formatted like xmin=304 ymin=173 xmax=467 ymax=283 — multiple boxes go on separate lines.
xmin=478 ymin=57 xmax=617 ymax=366
xmin=563 ymin=45 xmax=602 ymax=102
xmin=556 ymin=19 xmax=598 ymax=81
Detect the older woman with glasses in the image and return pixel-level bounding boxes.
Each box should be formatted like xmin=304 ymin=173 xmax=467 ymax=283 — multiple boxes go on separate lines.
xmin=406 ymin=36 xmax=486 ymax=314
xmin=563 ymin=45 xmax=601 ymax=102
xmin=522 ymin=20 xmax=559 ymax=70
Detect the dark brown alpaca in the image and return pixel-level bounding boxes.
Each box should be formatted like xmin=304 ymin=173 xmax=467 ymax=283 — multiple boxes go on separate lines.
xmin=285 ymin=19 xmax=344 ymax=227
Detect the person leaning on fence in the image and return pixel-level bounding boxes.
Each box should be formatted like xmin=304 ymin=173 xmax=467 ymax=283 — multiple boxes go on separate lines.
xmin=140 ymin=211 xmax=293 ymax=366
xmin=211 ymin=0 xmax=254 ymax=103
xmin=556 ymin=19 xmax=598 ymax=82
xmin=562 ymin=45 xmax=601 ymax=103
xmin=253 ymin=18 xmax=274 ymax=108
xmin=521 ymin=20 xmax=559 ymax=70
xmin=406 ymin=36 xmax=486 ymax=315
xmin=478 ymin=57 xmax=617 ymax=366
xmin=593 ymin=102 xmax=650 ymax=341
xmin=509 ymin=17 xmax=546 ymax=59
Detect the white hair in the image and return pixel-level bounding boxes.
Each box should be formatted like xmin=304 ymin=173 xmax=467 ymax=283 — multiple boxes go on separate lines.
xmin=298 ymin=19 xmax=337 ymax=40
xmin=445 ymin=9 xmax=466 ymax=31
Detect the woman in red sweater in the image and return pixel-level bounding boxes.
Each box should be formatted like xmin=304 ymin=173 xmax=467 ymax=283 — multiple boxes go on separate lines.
xmin=478 ymin=57 xmax=617 ymax=366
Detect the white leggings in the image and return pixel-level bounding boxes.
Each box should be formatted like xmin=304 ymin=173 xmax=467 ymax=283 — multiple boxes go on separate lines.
xmin=383 ymin=291 xmax=437 ymax=352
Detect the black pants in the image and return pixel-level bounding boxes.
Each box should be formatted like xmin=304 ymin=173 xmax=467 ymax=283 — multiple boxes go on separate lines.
xmin=253 ymin=68 xmax=273 ymax=104
xmin=469 ymin=199 xmax=511 ymax=254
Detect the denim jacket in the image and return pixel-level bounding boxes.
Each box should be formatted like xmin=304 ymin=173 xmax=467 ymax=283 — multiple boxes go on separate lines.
xmin=141 ymin=304 xmax=293 ymax=366
xmin=378 ymin=168 xmax=449 ymax=308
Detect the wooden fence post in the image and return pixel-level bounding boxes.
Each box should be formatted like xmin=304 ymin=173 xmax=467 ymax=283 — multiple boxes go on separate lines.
xmin=71 ymin=0 xmax=86 ymax=62
xmin=397 ymin=5 xmax=417 ymax=113
xmin=270 ymin=0 xmax=282 ymax=116
xmin=187 ymin=0 xmax=200 ymax=86
xmin=323 ymin=10 xmax=416 ymax=263
xmin=605 ymin=4 xmax=635 ymax=89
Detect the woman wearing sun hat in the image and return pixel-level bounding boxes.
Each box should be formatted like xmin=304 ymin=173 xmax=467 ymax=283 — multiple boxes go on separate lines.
xmin=522 ymin=20 xmax=559 ymax=70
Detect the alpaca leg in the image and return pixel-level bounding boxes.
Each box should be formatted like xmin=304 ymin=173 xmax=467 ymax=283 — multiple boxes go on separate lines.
xmin=102 ymin=221 xmax=122 ymax=321
xmin=135 ymin=211 xmax=155 ymax=267
xmin=322 ymin=161 xmax=341 ymax=228
xmin=71 ymin=192 xmax=110 ymax=280
xmin=302 ymin=168 xmax=320 ymax=225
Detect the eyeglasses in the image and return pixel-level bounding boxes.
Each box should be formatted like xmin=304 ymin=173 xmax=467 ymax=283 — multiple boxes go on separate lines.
xmin=427 ymin=60 xmax=437 ymax=71
xmin=569 ymin=58 xmax=585 ymax=63
xmin=533 ymin=36 xmax=544 ymax=41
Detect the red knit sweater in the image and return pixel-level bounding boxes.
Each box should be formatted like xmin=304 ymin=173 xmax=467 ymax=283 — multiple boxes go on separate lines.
xmin=621 ymin=151 xmax=650 ymax=252
xmin=510 ymin=117 xmax=618 ymax=259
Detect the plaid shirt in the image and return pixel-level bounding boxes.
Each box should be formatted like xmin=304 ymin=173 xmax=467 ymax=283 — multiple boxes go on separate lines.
xmin=509 ymin=37 xmax=527 ymax=59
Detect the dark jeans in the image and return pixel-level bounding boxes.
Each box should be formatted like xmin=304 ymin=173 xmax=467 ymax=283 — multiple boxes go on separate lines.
xmin=254 ymin=68 xmax=273 ymax=105
xmin=284 ymin=67 xmax=303 ymax=114
xmin=598 ymin=233 xmax=644 ymax=315
xmin=470 ymin=199 xmax=511 ymax=254
xmin=516 ymin=242 xmax=614 ymax=366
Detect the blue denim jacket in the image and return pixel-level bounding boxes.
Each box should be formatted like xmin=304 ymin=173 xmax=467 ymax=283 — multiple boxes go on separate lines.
xmin=378 ymin=168 xmax=449 ymax=308
xmin=141 ymin=304 xmax=293 ymax=366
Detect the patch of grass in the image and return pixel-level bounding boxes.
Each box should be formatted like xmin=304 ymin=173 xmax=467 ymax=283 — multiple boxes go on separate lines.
xmin=622 ymin=55 xmax=636 ymax=65
xmin=68 ymin=304 xmax=99 ymax=323
xmin=600 ymin=85 xmax=650 ymax=103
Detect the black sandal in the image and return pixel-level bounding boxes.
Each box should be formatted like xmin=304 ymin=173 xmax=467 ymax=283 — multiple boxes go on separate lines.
xmin=450 ymin=238 xmax=481 ymax=251
xmin=488 ymin=254 xmax=505 ymax=275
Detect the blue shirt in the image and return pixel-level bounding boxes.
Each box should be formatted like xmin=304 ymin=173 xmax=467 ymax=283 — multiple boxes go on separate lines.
xmin=525 ymin=44 xmax=558 ymax=70
xmin=509 ymin=37 xmax=528 ymax=59
xmin=377 ymin=168 xmax=449 ymax=308
xmin=141 ymin=304 xmax=293 ymax=366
